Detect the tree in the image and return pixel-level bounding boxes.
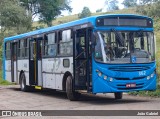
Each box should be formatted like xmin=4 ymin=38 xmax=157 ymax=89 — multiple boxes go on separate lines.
xmin=0 ymin=0 xmax=32 ymax=66
xmin=78 ymin=7 xmax=91 ymax=19
xmin=137 ymin=0 xmax=160 ymax=18
xmin=20 ymin=0 xmax=72 ymax=26
xmin=122 ymin=0 xmax=137 ymax=8
xmin=139 ymin=0 xmax=154 ymax=5
xmin=0 ymin=0 xmax=32 ymax=35
xmin=105 ymin=0 xmax=119 ymax=11
xmin=96 ymin=9 xmax=102 ymax=13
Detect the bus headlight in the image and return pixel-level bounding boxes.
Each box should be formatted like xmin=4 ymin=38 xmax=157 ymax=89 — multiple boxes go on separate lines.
xmin=96 ymin=70 xmax=102 ymax=77
xmin=98 ymin=72 xmax=102 ymax=77
xmin=110 ymin=77 xmax=113 ymax=82
xmin=147 ymin=76 xmax=151 ymax=80
xmin=151 ymin=72 xmax=155 ymax=78
xmin=96 ymin=69 xmax=110 ymax=81
xmin=147 ymin=71 xmax=155 ymax=80
xmin=104 ymin=75 xmax=107 ymax=80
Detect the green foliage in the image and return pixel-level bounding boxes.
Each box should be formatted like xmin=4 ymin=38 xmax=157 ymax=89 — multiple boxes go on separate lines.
xmin=0 ymin=70 xmax=13 ymax=85
xmin=137 ymin=0 xmax=160 ymax=18
xmin=129 ymin=86 xmax=160 ymax=97
xmin=20 ymin=0 xmax=72 ymax=26
xmin=105 ymin=0 xmax=119 ymax=11
xmin=0 ymin=0 xmax=32 ymax=76
xmin=131 ymin=6 xmax=160 ymax=96
xmin=139 ymin=0 xmax=154 ymax=5
xmin=96 ymin=9 xmax=103 ymax=13
xmin=0 ymin=0 xmax=32 ymax=34
xmin=122 ymin=0 xmax=137 ymax=8
xmin=78 ymin=7 xmax=91 ymax=19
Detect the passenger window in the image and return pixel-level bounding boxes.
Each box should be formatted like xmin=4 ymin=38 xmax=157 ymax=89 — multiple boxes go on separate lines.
xmin=24 ymin=39 xmax=29 ymax=58
xmin=21 ymin=39 xmax=25 ymax=57
xmin=43 ymin=32 xmax=57 ymax=57
xmin=58 ymin=29 xmax=73 ymax=56
xmin=43 ymin=36 xmax=48 ymax=56
xmin=5 ymin=42 xmax=11 ymax=60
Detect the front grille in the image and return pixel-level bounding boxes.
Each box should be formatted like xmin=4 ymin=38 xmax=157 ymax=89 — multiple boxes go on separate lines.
xmin=108 ymin=66 xmax=150 ymax=72
xmin=115 ymin=77 xmax=145 ymax=80
xmin=117 ymin=86 xmax=143 ymax=90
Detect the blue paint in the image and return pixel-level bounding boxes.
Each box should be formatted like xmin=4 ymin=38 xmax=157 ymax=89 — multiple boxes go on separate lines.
xmin=92 ymin=58 xmax=156 ymax=93
xmin=4 ymin=14 xmax=152 ymax=43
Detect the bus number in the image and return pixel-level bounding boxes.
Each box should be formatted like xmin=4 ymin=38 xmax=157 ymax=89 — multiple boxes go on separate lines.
xmin=139 ymin=71 xmax=146 ymax=76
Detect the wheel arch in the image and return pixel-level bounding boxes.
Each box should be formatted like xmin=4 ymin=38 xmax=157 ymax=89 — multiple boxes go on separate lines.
xmin=19 ymin=70 xmax=24 ymax=84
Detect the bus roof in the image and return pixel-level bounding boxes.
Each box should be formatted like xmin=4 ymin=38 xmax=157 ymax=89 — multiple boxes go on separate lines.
xmin=4 ymin=14 xmax=151 ymax=42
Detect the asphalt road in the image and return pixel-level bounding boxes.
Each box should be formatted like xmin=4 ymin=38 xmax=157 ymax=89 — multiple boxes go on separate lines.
xmin=0 ymin=85 xmax=160 ymax=119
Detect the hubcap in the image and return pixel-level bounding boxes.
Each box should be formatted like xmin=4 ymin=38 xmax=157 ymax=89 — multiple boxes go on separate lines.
xmin=21 ymin=75 xmax=25 ymax=89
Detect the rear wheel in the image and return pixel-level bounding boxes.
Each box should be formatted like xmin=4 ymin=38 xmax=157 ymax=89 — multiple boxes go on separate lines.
xmin=66 ymin=76 xmax=81 ymax=101
xmin=114 ymin=92 xmax=123 ymax=99
xmin=20 ymin=73 xmax=30 ymax=92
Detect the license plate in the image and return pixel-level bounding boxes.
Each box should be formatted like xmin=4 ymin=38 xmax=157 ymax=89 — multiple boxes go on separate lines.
xmin=126 ymin=83 xmax=136 ymax=88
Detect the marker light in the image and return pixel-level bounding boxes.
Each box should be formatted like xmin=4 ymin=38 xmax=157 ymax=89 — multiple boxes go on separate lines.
xmin=96 ymin=70 xmax=102 ymax=77
xmin=147 ymin=76 xmax=151 ymax=80
xmin=110 ymin=78 xmax=113 ymax=82
xmin=98 ymin=72 xmax=102 ymax=77
xmin=104 ymin=75 xmax=107 ymax=80
xmin=151 ymin=72 xmax=155 ymax=78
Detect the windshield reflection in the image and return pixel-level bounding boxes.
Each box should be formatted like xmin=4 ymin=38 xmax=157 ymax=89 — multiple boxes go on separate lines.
xmin=94 ymin=31 xmax=155 ymax=64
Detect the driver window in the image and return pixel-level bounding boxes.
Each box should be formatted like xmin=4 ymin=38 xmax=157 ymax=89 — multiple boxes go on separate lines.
xmin=134 ymin=33 xmax=148 ymax=51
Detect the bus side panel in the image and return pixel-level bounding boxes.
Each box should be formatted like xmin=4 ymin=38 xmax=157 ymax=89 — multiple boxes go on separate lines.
xmin=42 ymin=57 xmax=73 ymax=90
xmin=55 ymin=57 xmax=73 ymax=90
xmin=42 ymin=58 xmax=56 ymax=89
xmin=38 ymin=60 xmax=42 ymax=86
xmin=17 ymin=59 xmax=29 ymax=85
xmin=5 ymin=60 xmax=11 ymax=82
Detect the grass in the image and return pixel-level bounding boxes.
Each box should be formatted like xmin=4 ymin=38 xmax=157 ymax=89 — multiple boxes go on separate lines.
xmin=0 ymin=70 xmax=13 ymax=85
xmin=32 ymin=8 xmax=137 ymax=29
xmin=129 ymin=86 xmax=160 ymax=97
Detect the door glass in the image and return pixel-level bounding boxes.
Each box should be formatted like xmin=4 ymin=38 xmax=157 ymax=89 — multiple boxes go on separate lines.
xmin=37 ymin=40 xmax=42 ymax=59
xmin=30 ymin=41 xmax=34 ymax=60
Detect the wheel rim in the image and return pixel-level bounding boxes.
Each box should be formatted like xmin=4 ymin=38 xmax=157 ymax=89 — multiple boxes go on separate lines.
xmin=21 ymin=75 xmax=25 ymax=89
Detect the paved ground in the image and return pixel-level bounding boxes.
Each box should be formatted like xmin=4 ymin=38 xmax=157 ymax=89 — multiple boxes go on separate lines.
xmin=0 ymin=85 xmax=160 ymax=119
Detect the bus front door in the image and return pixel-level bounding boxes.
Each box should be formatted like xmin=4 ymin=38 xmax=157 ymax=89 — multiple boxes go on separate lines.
xmin=74 ymin=28 xmax=92 ymax=92
xmin=11 ymin=42 xmax=17 ymax=82
xmin=29 ymin=40 xmax=37 ymax=85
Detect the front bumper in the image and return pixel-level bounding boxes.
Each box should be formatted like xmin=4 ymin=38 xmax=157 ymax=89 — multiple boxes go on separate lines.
xmin=92 ymin=74 xmax=157 ymax=93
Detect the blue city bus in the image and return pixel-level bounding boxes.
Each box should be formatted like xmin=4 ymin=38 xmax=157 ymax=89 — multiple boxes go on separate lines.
xmin=3 ymin=14 xmax=156 ymax=101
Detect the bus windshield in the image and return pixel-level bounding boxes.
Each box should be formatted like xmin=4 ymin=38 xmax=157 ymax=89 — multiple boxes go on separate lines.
xmin=94 ymin=31 xmax=155 ymax=64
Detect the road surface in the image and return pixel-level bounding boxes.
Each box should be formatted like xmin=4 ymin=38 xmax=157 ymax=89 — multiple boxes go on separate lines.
xmin=0 ymin=85 xmax=159 ymax=119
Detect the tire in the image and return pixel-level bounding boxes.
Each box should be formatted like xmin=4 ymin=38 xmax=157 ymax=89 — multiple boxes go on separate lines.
xmin=66 ymin=76 xmax=81 ymax=101
xmin=114 ymin=92 xmax=123 ymax=99
xmin=20 ymin=73 xmax=30 ymax=92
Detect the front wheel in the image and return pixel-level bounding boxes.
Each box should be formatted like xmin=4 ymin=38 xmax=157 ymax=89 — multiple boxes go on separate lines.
xmin=66 ymin=76 xmax=81 ymax=101
xmin=114 ymin=92 xmax=123 ymax=99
